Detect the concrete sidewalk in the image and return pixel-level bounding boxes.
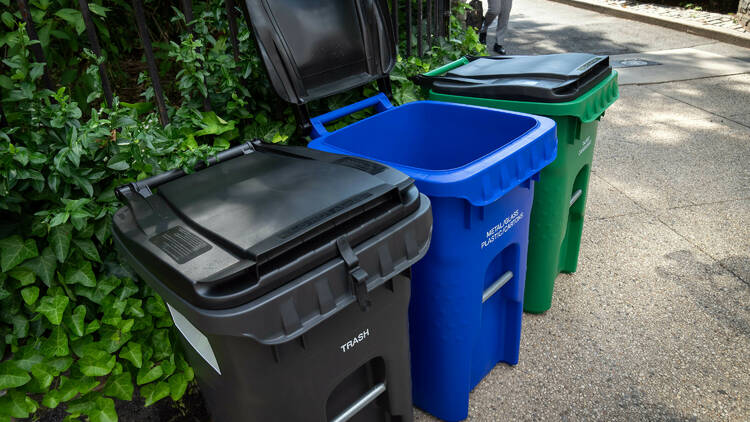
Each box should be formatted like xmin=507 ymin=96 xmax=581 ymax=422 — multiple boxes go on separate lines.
xmin=416 ymin=1 xmax=750 ymax=420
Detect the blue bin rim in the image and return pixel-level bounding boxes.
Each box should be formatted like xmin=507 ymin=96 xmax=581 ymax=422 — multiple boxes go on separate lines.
xmin=308 ymin=99 xmax=558 ymax=207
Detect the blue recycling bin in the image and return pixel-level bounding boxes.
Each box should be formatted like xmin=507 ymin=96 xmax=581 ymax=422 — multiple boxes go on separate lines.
xmin=308 ymin=94 xmax=557 ymax=421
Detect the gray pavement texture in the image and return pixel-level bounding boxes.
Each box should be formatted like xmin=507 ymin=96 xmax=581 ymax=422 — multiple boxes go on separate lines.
xmin=415 ymin=0 xmax=750 ymax=420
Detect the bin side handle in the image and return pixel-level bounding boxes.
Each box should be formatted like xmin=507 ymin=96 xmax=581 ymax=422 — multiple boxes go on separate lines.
xmin=424 ymin=56 xmax=471 ymax=77
xmin=330 ymin=382 xmax=387 ymax=422
xmin=482 ymin=271 xmax=513 ymax=303
xmin=310 ymin=93 xmax=393 ymax=139
xmin=570 ymin=189 xmax=583 ymax=207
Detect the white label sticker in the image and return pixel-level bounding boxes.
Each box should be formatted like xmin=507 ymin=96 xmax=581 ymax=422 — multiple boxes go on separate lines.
xmin=481 ymin=209 xmax=524 ymax=249
xmin=168 ymin=304 xmax=221 ymax=374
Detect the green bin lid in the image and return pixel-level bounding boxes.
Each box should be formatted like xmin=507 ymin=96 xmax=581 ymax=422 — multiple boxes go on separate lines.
xmin=429 ymin=53 xmax=612 ymax=103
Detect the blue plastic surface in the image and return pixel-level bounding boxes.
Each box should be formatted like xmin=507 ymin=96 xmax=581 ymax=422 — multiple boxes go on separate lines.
xmin=308 ymin=96 xmax=557 ymax=421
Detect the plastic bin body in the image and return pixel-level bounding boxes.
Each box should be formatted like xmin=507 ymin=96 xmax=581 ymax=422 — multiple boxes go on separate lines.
xmin=426 ymin=59 xmax=618 ymax=314
xmin=308 ymin=98 xmax=557 ymax=421
xmin=112 ymin=144 xmax=433 ymax=422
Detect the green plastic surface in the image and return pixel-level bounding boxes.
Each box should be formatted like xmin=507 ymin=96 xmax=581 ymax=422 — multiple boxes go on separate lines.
xmin=427 ymin=60 xmax=619 ymax=313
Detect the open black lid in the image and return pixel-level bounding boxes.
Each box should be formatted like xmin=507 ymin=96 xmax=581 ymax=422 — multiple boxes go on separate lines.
xmin=428 ymin=53 xmax=612 ymax=103
xmin=112 ymin=143 xmax=419 ymax=309
xmin=242 ymin=0 xmax=396 ymax=105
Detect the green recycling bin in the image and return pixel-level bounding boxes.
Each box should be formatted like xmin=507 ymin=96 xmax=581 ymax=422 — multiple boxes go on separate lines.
xmin=420 ymin=54 xmax=618 ymax=313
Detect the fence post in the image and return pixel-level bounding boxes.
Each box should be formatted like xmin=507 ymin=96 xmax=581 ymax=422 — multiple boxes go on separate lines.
xmin=417 ymin=0 xmax=423 ymax=56
xmin=406 ymin=0 xmax=412 ymax=57
xmin=16 ymin=0 xmax=54 ymax=91
xmin=78 ymin=0 xmax=114 ymax=107
xmin=132 ymin=0 xmax=169 ymax=126
xmin=391 ymin=0 xmax=399 ymax=46
xmin=225 ymin=0 xmax=241 ymax=61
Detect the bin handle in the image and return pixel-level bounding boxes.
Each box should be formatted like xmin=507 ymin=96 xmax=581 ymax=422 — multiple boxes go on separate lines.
xmin=570 ymin=189 xmax=583 ymax=207
xmin=330 ymin=382 xmax=387 ymax=422
xmin=482 ymin=271 xmax=513 ymax=303
xmin=309 ymin=93 xmax=393 ymax=139
xmin=411 ymin=56 xmax=472 ymax=94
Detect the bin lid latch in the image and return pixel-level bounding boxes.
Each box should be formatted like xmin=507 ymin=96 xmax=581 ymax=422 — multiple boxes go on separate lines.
xmin=336 ymin=237 xmax=371 ymax=311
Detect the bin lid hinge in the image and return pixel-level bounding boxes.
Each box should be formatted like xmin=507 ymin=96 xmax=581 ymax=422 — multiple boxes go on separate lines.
xmin=336 ymin=237 xmax=371 ymax=311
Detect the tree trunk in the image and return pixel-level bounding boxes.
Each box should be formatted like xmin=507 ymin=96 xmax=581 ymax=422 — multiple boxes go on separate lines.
xmin=739 ymin=0 xmax=750 ymax=32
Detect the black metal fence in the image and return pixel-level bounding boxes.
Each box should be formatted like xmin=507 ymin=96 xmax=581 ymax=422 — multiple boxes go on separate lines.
xmin=14 ymin=0 xmax=457 ymax=127
xmin=392 ymin=0 xmax=453 ymax=58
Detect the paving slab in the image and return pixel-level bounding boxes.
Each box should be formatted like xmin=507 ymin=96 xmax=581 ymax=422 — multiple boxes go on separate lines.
xmin=413 ymin=214 xmax=750 ymax=421
xmin=612 ymin=47 xmax=750 ymax=85
xmin=693 ymin=42 xmax=750 ymax=63
xmin=657 ymin=199 xmax=750 ymax=283
xmin=594 ymin=85 xmax=750 ymax=210
xmin=504 ymin=0 xmax=712 ymax=56
xmin=585 ymin=171 xmax=645 ymax=219
xmin=646 ymin=73 xmax=750 ymax=119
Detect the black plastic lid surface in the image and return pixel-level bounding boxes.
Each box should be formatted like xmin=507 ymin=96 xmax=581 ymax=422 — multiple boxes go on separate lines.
xmin=431 ymin=53 xmax=612 ymax=103
xmin=242 ymin=0 xmax=396 ymax=104
xmin=112 ymin=146 xmax=419 ymax=309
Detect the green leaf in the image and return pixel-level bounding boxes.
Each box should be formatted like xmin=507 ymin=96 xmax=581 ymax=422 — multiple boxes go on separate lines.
xmin=12 ymin=314 xmax=29 ymax=338
xmin=67 ymin=304 xmax=86 ymax=337
xmin=0 ymin=362 xmax=31 ymax=390
xmin=168 ymin=372 xmax=188 ymax=400
xmin=42 ymin=325 xmax=69 ymax=357
xmin=107 ymin=153 xmax=130 ymax=171
xmin=94 ymin=219 xmax=111 ymax=244
xmin=0 ymin=236 xmax=39 ymax=272
xmin=10 ymin=267 xmax=36 ymax=286
xmin=118 ymin=280 xmax=139 ymax=300
xmin=31 ymin=364 xmax=55 ymax=389
xmin=47 ymin=356 xmax=74 ymax=375
xmin=81 ymin=276 xmax=120 ymax=304
xmin=42 ymin=375 xmax=78 ymax=408
xmin=30 ymin=62 xmax=46 ymax=81
xmin=20 ymin=286 xmax=40 ymax=305
xmin=13 ymin=353 xmax=43 ymax=371
xmin=99 ymin=325 xmax=131 ymax=353
xmin=89 ymin=397 xmax=117 ymax=422
xmin=78 ymin=349 xmax=116 ymax=377
xmin=75 ymin=376 xmax=100 ymax=395
xmin=65 ymin=261 xmax=96 ymax=287
xmin=55 ymin=8 xmax=85 ymax=34
xmin=36 ymin=295 xmax=70 ymax=325
xmin=136 ymin=364 xmax=163 ymax=385
xmin=145 ymin=296 xmax=167 ymax=318
xmin=73 ymin=238 xmax=101 ymax=263
xmin=151 ymin=329 xmax=171 ymax=361
xmin=120 ymin=101 xmax=154 ymax=115
xmin=87 ymin=3 xmax=110 ymax=17
xmin=22 ymin=247 xmax=57 ymax=286
xmin=49 ymin=224 xmax=73 ymax=262
xmin=1 ymin=11 xmax=14 ymax=29
xmin=194 ymin=111 xmax=236 ymax=137
xmin=119 ymin=341 xmax=142 ymax=368
xmin=85 ymin=319 xmax=100 ymax=335
xmin=103 ymin=372 xmax=133 ymax=401
xmin=141 ymin=381 xmax=170 ymax=406
xmin=0 ymin=390 xmax=37 ymax=419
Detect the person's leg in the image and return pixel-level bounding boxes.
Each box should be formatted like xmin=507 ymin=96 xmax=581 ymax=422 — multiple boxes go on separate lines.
xmin=494 ymin=0 xmax=513 ymax=50
xmin=480 ymin=0 xmax=500 ymax=45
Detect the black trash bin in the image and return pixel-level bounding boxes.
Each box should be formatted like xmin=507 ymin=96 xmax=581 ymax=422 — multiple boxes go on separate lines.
xmin=112 ymin=141 xmax=432 ymax=422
